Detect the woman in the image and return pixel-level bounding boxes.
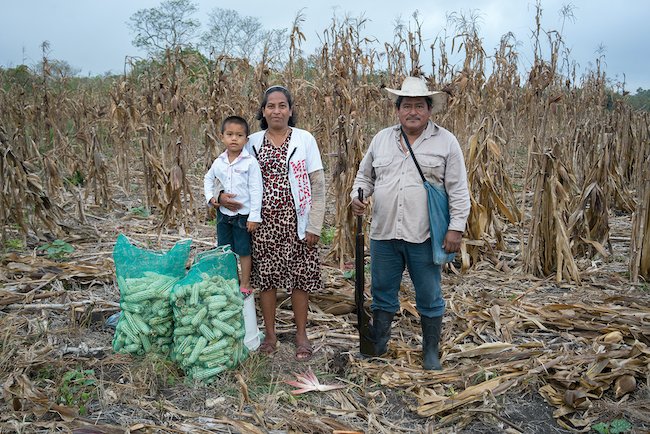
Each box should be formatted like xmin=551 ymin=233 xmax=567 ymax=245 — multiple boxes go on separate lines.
xmin=223 ymin=85 xmax=325 ymax=361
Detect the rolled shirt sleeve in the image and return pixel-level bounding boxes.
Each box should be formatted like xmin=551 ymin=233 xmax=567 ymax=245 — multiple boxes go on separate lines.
xmin=306 ymin=169 xmax=326 ymax=235
xmin=444 ymin=137 xmax=471 ymax=232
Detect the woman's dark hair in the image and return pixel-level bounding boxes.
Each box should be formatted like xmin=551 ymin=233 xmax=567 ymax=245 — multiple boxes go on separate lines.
xmin=395 ymin=95 xmax=433 ymax=109
xmin=256 ymin=85 xmax=296 ymax=129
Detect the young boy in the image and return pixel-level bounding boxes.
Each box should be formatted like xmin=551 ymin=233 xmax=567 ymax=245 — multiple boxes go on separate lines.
xmin=204 ymin=116 xmax=262 ymax=293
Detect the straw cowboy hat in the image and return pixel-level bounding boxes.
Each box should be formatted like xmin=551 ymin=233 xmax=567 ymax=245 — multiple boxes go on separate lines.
xmin=383 ymin=76 xmax=448 ymax=114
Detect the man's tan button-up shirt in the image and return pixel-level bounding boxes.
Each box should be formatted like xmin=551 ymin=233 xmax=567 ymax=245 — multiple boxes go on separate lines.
xmin=351 ymin=121 xmax=470 ymax=243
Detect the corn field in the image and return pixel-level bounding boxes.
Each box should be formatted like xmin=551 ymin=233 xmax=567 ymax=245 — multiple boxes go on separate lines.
xmin=1 ymin=10 xmax=647 ymax=283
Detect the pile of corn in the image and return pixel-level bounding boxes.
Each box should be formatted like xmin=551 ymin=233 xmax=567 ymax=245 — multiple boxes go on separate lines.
xmin=112 ymin=272 xmax=179 ymax=356
xmin=170 ymin=273 xmax=248 ymax=382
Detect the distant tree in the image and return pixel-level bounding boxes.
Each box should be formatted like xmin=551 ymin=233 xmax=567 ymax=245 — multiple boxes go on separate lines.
xmin=128 ymin=0 xmax=201 ymax=56
xmin=1 ymin=65 xmax=36 ymax=93
xmin=201 ymin=8 xmax=288 ymax=65
xmin=260 ymin=28 xmax=289 ymax=68
xmin=628 ymin=87 xmax=650 ymax=112
xmin=37 ymin=59 xmax=81 ymax=78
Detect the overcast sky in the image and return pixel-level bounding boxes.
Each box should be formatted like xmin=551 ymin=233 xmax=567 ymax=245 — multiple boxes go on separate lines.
xmin=1 ymin=0 xmax=647 ymax=92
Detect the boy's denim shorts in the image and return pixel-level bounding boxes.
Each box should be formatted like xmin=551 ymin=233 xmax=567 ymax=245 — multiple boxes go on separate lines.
xmin=216 ymin=210 xmax=251 ymax=256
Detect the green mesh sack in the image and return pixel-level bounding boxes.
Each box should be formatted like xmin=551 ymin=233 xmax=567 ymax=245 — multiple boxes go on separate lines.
xmin=112 ymin=234 xmax=191 ymax=357
xmin=170 ymin=246 xmax=248 ymax=383
xmin=113 ymin=233 xmax=191 ymax=279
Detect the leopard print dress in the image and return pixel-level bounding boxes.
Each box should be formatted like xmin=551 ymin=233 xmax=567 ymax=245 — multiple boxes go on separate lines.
xmin=251 ymin=130 xmax=323 ymax=293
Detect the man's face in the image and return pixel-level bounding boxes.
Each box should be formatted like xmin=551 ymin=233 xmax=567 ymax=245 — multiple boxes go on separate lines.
xmin=397 ymin=97 xmax=432 ymax=133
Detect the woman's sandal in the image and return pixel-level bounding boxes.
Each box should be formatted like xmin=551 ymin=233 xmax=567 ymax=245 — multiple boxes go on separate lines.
xmin=259 ymin=339 xmax=277 ymax=355
xmin=295 ymin=343 xmax=313 ymax=361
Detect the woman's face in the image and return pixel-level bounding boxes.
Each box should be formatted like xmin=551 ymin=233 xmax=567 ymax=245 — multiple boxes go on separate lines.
xmin=263 ymin=91 xmax=292 ymax=130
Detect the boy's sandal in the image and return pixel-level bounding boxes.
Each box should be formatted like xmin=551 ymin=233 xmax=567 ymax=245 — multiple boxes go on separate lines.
xmin=259 ymin=339 xmax=277 ymax=355
xmin=295 ymin=343 xmax=313 ymax=361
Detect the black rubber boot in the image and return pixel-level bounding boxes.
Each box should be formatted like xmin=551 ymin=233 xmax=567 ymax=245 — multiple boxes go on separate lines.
xmin=421 ymin=315 xmax=443 ymax=370
xmin=370 ymin=310 xmax=395 ymax=356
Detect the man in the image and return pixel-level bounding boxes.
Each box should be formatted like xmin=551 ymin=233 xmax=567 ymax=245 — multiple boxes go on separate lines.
xmin=350 ymin=76 xmax=470 ymax=370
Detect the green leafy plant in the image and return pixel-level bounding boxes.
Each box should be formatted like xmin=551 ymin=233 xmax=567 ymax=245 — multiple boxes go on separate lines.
xmin=320 ymin=226 xmax=336 ymax=245
xmin=35 ymin=366 xmax=57 ymax=383
xmin=66 ymin=169 xmax=85 ymax=187
xmin=4 ymin=238 xmax=23 ymax=250
xmin=592 ymin=418 xmax=633 ymax=434
xmin=130 ymin=206 xmax=151 ymax=217
xmin=471 ymin=368 xmax=496 ymax=385
xmin=151 ymin=355 xmax=181 ymax=387
xmin=343 ymin=263 xmax=370 ymax=280
xmin=37 ymin=239 xmax=74 ymax=259
xmin=57 ymin=369 xmax=97 ymax=415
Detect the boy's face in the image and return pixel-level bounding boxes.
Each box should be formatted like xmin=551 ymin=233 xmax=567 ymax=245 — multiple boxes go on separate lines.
xmin=222 ymin=122 xmax=248 ymax=154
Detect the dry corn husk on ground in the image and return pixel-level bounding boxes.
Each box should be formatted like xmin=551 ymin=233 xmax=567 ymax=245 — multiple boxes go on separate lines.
xmin=1 ymin=233 xmax=648 ymax=433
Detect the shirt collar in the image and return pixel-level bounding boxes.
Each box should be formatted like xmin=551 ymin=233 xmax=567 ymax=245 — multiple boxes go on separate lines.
xmin=392 ymin=120 xmax=438 ymax=140
xmin=218 ymin=146 xmax=251 ymax=162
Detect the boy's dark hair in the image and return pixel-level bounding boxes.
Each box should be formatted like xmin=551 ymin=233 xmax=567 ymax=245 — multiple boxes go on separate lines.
xmin=221 ymin=115 xmax=249 ymax=136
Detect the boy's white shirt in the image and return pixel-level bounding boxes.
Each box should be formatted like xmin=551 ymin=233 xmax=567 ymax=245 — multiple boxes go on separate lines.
xmin=246 ymin=127 xmax=323 ymax=239
xmin=203 ymin=147 xmax=263 ymax=222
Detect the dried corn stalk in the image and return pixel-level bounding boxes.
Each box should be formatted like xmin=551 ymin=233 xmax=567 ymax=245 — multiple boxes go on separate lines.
xmin=109 ymin=79 xmax=138 ymax=193
xmin=0 ymin=129 xmax=63 ymax=240
xmin=568 ymin=182 xmax=610 ymax=259
xmin=317 ymin=16 xmax=377 ymax=266
xmin=464 ymin=117 xmax=521 ymax=269
xmin=86 ymin=129 xmax=111 ymax=207
xmin=523 ymin=140 xmax=580 ymax=282
xmin=567 ymin=137 xmax=613 ymax=259
xmin=42 ymin=153 xmax=64 ymax=203
xmin=630 ymin=153 xmax=650 ymax=282
xmin=159 ymin=138 xmax=194 ymax=231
